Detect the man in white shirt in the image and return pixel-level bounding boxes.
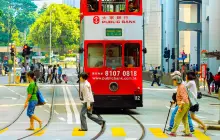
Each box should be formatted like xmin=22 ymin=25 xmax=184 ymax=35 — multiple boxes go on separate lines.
xmin=79 ymin=72 xmax=105 ymax=131
xmin=20 ymin=63 xmax=26 ymax=83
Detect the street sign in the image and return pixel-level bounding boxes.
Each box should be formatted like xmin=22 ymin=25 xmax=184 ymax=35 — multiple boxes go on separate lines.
xmin=201 ymin=64 xmax=207 ymax=79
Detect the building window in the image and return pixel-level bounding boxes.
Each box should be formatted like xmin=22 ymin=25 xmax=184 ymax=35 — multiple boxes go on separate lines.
xmin=106 ymin=43 xmax=122 ymax=68
xmin=102 ymin=0 xmax=126 ymax=12
xmin=87 ymin=43 xmax=104 ymax=68
xmin=87 ymin=0 xmax=99 ymax=12
xmin=124 ymin=43 xmax=140 ymax=67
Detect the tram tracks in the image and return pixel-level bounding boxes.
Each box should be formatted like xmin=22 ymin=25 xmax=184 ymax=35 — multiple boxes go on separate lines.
xmin=0 ymin=85 xmax=56 ymax=140
xmin=17 ymin=85 xmax=56 ymax=140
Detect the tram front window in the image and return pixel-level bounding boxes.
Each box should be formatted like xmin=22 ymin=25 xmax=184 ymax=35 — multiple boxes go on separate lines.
xmin=88 ymin=43 xmax=104 ymax=68
xmin=102 ymin=0 xmax=126 ymax=12
xmin=87 ymin=0 xmax=99 ymax=12
xmin=124 ymin=43 xmax=140 ymax=67
xmin=106 ymin=44 xmax=122 ymax=68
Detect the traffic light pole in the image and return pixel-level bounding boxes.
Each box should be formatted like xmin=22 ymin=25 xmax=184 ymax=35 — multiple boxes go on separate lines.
xmin=13 ymin=46 xmax=16 ymax=84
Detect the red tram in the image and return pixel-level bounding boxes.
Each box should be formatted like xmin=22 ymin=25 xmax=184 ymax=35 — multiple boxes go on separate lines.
xmin=79 ymin=0 xmax=145 ymax=109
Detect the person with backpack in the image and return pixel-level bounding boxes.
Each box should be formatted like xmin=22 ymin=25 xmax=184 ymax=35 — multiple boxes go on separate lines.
xmin=78 ymin=72 xmax=105 ymax=131
xmin=206 ymin=68 xmax=214 ymax=94
xmin=24 ymin=71 xmax=42 ymax=130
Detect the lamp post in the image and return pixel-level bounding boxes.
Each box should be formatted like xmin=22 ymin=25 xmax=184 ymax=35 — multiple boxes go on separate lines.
xmin=50 ymin=9 xmax=55 ymax=65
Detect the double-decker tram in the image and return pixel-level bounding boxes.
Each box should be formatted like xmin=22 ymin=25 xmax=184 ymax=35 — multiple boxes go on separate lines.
xmin=79 ymin=0 xmax=145 ymax=109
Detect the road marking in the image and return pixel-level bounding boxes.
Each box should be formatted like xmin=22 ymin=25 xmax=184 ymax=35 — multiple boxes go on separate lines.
xmin=54 ymin=110 xmax=59 ymax=115
xmin=0 ymin=103 xmax=82 ymax=107
xmin=0 ymin=128 xmax=8 ymax=134
xmin=3 ymin=86 xmax=25 ymax=98
xmin=165 ymin=106 xmax=175 ymax=109
xmin=111 ymin=127 xmax=126 ymax=137
xmin=196 ymin=115 xmax=206 ymax=119
xmin=62 ymin=87 xmax=73 ymax=124
xmin=143 ymin=88 xmax=176 ymax=91
xmin=58 ymin=117 xmax=66 ymax=121
xmin=194 ymin=129 xmax=211 ymax=140
xmin=149 ymin=128 xmax=168 ymax=138
xmin=65 ymin=86 xmax=80 ymax=124
xmin=72 ymin=127 xmax=86 ymax=136
xmin=44 ymin=109 xmax=50 ymax=113
xmin=33 ymin=128 xmax=46 ymax=136
xmin=3 ymin=97 xmax=17 ymax=100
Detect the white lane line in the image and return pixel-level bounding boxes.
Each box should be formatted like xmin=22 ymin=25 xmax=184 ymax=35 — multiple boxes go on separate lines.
xmin=3 ymin=97 xmax=17 ymax=100
xmin=54 ymin=110 xmax=59 ymax=115
xmin=166 ymin=106 xmax=175 ymax=109
xmin=65 ymin=86 xmax=80 ymax=124
xmin=143 ymin=88 xmax=176 ymax=91
xmin=0 ymin=103 xmax=82 ymax=107
xmin=58 ymin=117 xmax=66 ymax=122
xmin=44 ymin=109 xmax=50 ymax=113
xmin=4 ymin=86 xmax=25 ymax=98
xmin=196 ymin=115 xmax=206 ymax=119
xmin=125 ymin=138 xmax=138 ymax=140
xmin=39 ymin=85 xmax=79 ymax=87
xmin=62 ymin=87 xmax=73 ymax=124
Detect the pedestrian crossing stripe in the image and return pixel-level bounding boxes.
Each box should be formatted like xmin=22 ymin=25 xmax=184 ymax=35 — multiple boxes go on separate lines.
xmin=112 ymin=127 xmax=126 ymax=137
xmin=0 ymin=128 xmax=8 ymax=134
xmin=149 ymin=128 xmax=168 ymax=138
xmin=33 ymin=128 xmax=46 ymax=136
xmin=194 ymin=129 xmax=210 ymax=140
xmin=72 ymin=127 xmax=86 ymax=136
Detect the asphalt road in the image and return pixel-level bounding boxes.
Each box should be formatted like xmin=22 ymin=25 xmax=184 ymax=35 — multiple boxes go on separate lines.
xmin=0 ymin=69 xmax=219 ymax=140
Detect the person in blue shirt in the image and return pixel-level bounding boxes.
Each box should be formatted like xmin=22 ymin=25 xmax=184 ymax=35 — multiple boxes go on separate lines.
xmin=57 ymin=64 xmax=62 ymax=83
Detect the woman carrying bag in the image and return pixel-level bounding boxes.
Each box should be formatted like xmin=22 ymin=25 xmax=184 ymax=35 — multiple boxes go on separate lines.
xmin=24 ymin=71 xmax=43 ymax=130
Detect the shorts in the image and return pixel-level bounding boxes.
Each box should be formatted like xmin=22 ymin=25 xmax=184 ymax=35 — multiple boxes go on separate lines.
xmin=27 ymin=100 xmax=38 ymax=118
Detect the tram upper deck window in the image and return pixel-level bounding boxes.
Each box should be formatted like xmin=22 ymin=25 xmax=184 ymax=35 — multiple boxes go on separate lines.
xmin=129 ymin=0 xmax=140 ymax=12
xmin=102 ymin=0 xmax=126 ymax=12
xmin=87 ymin=43 xmax=104 ymax=68
xmin=106 ymin=43 xmax=122 ymax=68
xmin=87 ymin=0 xmax=99 ymax=12
xmin=124 ymin=43 xmax=140 ymax=67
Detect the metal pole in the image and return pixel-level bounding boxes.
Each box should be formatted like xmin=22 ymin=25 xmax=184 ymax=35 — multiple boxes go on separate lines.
xmin=50 ymin=10 xmax=52 ymax=65
xmin=161 ymin=4 xmax=164 ymax=70
xmin=142 ymin=12 xmax=146 ymax=71
xmin=13 ymin=46 xmax=16 ymax=84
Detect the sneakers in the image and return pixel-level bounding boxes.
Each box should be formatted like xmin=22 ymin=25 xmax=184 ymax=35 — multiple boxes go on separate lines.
xmin=166 ymin=127 xmax=172 ymax=131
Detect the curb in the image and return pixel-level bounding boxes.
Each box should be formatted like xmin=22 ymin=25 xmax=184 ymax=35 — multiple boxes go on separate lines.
xmin=201 ymin=93 xmax=218 ymax=99
xmin=4 ymin=84 xmax=29 ymax=87
xmin=207 ymin=125 xmax=220 ymax=130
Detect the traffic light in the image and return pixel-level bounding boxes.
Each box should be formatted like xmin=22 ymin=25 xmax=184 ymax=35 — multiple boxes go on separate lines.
xmin=171 ymin=62 xmax=175 ymax=72
xmin=171 ymin=48 xmax=175 ymax=60
xmin=27 ymin=46 xmax=33 ymax=55
xmin=10 ymin=45 xmax=15 ymax=56
xmin=164 ymin=47 xmax=168 ymax=58
xmin=22 ymin=44 xmax=28 ymax=57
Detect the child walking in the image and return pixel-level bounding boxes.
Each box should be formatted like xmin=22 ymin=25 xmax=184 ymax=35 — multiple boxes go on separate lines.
xmin=79 ymin=72 xmax=105 ymax=131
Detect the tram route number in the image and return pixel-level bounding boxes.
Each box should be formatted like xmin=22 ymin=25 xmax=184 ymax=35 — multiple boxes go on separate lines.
xmin=135 ymin=95 xmax=141 ymax=101
xmin=105 ymin=70 xmax=137 ymax=77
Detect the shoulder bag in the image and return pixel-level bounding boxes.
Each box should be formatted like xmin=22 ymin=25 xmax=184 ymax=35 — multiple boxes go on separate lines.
xmin=185 ymin=86 xmax=199 ymax=112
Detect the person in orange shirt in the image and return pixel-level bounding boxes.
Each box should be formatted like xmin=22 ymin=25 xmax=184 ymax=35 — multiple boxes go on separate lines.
xmin=168 ymin=71 xmax=192 ymax=137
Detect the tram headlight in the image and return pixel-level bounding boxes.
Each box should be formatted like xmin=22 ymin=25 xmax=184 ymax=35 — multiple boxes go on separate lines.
xmin=109 ymin=82 xmax=119 ymax=92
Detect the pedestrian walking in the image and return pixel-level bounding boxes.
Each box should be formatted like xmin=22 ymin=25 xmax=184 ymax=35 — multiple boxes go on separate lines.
xmin=20 ymin=63 xmax=26 ymax=83
xmin=50 ymin=65 xmax=58 ymax=84
xmin=151 ymin=67 xmax=160 ymax=86
xmin=40 ymin=64 xmax=45 ymax=83
xmin=214 ymin=71 xmax=220 ymax=93
xmin=24 ymin=71 xmax=42 ymax=130
xmin=46 ymin=65 xmax=52 ymax=83
xmin=186 ymin=71 xmax=207 ymax=133
xmin=166 ymin=71 xmax=194 ymax=133
xmin=168 ymin=71 xmax=192 ymax=137
xmin=206 ymin=68 xmax=214 ymax=94
xmin=79 ymin=72 xmax=105 ymax=131
xmin=57 ymin=64 xmax=62 ymax=83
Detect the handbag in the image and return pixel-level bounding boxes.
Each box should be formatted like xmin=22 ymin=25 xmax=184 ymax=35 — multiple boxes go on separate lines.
xmin=185 ymin=86 xmax=199 ymax=112
xmin=33 ymin=83 xmax=46 ymax=106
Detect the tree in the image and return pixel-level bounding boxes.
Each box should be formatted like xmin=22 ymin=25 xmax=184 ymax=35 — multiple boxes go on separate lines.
xmin=0 ymin=0 xmax=37 ymax=45
xmin=28 ymin=4 xmax=80 ymax=55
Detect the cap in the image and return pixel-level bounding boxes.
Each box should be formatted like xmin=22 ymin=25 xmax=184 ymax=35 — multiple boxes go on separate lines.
xmin=171 ymin=71 xmax=181 ymax=77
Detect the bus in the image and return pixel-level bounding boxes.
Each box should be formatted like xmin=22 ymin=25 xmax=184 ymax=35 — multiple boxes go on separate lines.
xmin=79 ymin=0 xmax=145 ymax=109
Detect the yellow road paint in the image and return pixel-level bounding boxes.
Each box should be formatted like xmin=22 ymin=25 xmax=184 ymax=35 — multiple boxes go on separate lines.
xmin=0 ymin=128 xmax=8 ymax=134
xmin=149 ymin=128 xmax=168 ymax=138
xmin=72 ymin=127 xmax=86 ymax=136
xmin=111 ymin=127 xmax=126 ymax=137
xmin=194 ymin=130 xmax=211 ymax=140
xmin=33 ymin=128 xmax=46 ymax=136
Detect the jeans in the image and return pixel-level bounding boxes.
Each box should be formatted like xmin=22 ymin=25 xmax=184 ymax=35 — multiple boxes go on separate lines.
xmin=169 ymin=105 xmax=194 ymax=132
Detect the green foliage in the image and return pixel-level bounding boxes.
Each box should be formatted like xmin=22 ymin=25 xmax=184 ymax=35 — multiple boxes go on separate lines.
xmin=8 ymin=59 xmax=13 ymax=65
xmin=65 ymin=53 xmax=76 ymax=57
xmin=0 ymin=0 xmax=37 ymax=45
xmin=59 ymin=56 xmax=65 ymax=61
xmin=28 ymin=4 xmax=80 ymax=54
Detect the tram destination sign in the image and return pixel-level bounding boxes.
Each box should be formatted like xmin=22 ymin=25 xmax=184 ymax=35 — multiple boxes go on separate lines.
xmin=106 ymin=28 xmax=122 ymax=36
